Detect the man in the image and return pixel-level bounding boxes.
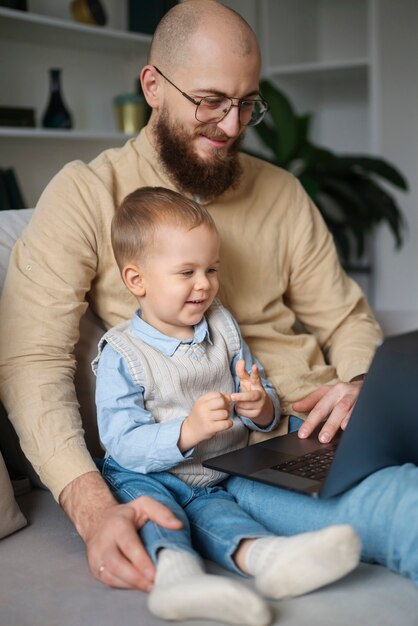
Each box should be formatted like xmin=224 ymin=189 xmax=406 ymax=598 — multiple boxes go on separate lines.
xmin=1 ymin=0 xmax=417 ymax=592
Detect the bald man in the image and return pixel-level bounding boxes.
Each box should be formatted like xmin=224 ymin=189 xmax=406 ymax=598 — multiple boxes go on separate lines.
xmin=1 ymin=0 xmax=418 ymax=610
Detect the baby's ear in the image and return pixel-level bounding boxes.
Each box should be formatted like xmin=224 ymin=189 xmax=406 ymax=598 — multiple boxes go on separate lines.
xmin=122 ymin=264 xmax=146 ymax=297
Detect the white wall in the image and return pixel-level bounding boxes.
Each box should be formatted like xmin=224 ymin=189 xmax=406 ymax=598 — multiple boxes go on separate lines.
xmin=371 ymin=0 xmax=418 ymax=332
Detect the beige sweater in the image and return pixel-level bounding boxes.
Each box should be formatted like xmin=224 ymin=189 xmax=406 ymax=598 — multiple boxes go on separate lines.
xmin=0 ymin=129 xmax=382 ymax=499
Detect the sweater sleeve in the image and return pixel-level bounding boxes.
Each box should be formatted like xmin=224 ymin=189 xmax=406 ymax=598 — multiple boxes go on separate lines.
xmin=0 ymin=163 xmax=105 ymax=500
xmin=285 ymin=178 xmax=382 ymax=382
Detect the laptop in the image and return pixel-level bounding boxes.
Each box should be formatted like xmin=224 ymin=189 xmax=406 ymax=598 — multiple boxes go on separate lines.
xmin=203 ymin=330 xmax=418 ymax=498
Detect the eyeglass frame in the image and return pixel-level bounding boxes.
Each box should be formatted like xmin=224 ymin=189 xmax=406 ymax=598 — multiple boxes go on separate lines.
xmin=153 ymin=66 xmax=269 ymax=127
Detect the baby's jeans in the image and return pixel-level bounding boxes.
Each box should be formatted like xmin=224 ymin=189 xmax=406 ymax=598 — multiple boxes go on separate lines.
xmin=101 ymin=455 xmax=272 ymax=575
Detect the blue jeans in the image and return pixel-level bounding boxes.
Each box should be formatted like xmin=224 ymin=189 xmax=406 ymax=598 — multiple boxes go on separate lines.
xmin=101 ymin=456 xmax=272 ymax=575
xmin=225 ymin=417 xmax=418 ymax=583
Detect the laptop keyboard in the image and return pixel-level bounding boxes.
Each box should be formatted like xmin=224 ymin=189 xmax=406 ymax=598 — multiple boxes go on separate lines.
xmin=272 ymin=445 xmax=337 ymax=481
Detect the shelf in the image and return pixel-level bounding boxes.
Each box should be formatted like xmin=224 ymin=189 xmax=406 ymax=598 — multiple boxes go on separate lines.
xmin=0 ymin=7 xmax=151 ymax=54
xmin=0 ymin=127 xmax=134 ymax=141
xmin=266 ymin=58 xmax=369 ymax=80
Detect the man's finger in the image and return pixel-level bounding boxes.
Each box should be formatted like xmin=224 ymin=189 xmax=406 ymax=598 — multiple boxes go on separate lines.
xmin=116 ymin=525 xmax=160 ymax=589
xmin=131 ymin=495 xmax=183 ymax=530
xmin=298 ymin=387 xmax=358 ymax=441
xmin=95 ymin=547 xmax=153 ymax=590
xmin=292 ymin=385 xmax=331 ymax=413
xmin=319 ymin=391 xmax=358 ymax=439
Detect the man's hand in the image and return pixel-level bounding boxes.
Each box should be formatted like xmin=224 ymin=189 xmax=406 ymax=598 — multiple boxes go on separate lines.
xmin=292 ymin=380 xmax=364 ymax=443
xmin=178 ymin=391 xmax=233 ymax=451
xmin=60 ymin=472 xmax=182 ymax=590
xmin=231 ymin=359 xmax=273 ymax=427
xmin=86 ymin=496 xmax=183 ymax=590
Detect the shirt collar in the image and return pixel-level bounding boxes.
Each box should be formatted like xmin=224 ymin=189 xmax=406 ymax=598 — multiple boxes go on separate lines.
xmin=130 ymin=309 xmax=212 ymax=356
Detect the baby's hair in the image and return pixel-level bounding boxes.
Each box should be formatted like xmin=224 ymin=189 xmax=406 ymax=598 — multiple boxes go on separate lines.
xmin=111 ymin=186 xmax=218 ymax=270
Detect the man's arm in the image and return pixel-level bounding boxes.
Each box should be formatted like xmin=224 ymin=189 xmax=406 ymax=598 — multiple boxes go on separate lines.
xmin=0 ymin=169 xmax=100 ymax=495
xmin=285 ymin=180 xmax=382 ymax=439
xmin=60 ymin=472 xmax=182 ymax=589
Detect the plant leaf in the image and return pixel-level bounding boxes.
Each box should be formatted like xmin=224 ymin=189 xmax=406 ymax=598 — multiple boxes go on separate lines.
xmin=252 ymin=120 xmax=279 ymax=157
xmin=298 ymin=173 xmax=321 ymax=202
xmin=259 ymin=79 xmax=300 ymax=165
xmin=338 ymin=155 xmax=409 ymax=190
xmin=351 ymin=177 xmax=405 ymax=247
xmin=250 ymin=77 xmax=409 ymax=261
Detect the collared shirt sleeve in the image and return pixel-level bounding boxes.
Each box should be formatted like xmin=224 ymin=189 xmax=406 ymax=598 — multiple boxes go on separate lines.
xmin=285 ymin=179 xmax=382 ymax=383
xmin=0 ymin=166 xmax=103 ymax=501
xmin=229 ymin=318 xmax=281 ymax=432
xmin=95 ymin=343 xmax=193 ymax=473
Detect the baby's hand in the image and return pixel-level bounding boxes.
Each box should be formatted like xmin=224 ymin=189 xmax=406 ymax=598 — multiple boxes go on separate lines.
xmin=231 ymin=360 xmax=273 ymax=426
xmin=178 ymin=392 xmax=232 ymax=451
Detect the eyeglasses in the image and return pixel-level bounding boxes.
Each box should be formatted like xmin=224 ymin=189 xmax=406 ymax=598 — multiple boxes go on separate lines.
xmin=154 ymin=66 xmax=269 ymax=127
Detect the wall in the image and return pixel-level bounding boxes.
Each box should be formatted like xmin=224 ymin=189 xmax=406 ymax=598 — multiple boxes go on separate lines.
xmin=371 ymin=0 xmax=418 ymax=332
xmin=0 ymin=0 xmax=145 ymax=206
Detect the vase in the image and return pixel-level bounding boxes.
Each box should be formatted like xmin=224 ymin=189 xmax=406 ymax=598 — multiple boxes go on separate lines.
xmin=70 ymin=0 xmax=107 ymax=27
xmin=42 ymin=69 xmax=73 ymax=130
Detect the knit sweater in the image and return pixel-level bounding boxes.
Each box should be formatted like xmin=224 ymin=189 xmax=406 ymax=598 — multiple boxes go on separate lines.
xmin=93 ymin=301 xmax=253 ymax=487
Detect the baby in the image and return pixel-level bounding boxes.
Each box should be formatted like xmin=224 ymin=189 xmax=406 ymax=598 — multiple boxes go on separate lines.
xmin=93 ymin=187 xmax=360 ymax=626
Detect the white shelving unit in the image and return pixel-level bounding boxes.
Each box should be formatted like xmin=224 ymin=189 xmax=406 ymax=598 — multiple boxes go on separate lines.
xmin=0 ymin=2 xmax=151 ymax=204
xmin=259 ymin=0 xmax=372 ymax=154
xmin=255 ymin=0 xmax=374 ymax=299
xmin=0 ymin=127 xmax=133 ymax=141
xmin=0 ymin=6 xmax=151 ymax=54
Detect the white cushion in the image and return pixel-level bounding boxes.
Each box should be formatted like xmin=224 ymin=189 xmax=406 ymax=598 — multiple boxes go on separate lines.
xmin=0 ymin=209 xmax=34 ymax=292
xmin=0 ymin=450 xmax=27 ymax=540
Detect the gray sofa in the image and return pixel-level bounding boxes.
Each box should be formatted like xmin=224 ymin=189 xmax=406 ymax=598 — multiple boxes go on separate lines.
xmin=0 ymin=209 xmax=417 ymax=626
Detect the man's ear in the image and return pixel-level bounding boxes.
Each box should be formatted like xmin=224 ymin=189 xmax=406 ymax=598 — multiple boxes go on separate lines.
xmin=122 ymin=264 xmax=146 ymax=297
xmin=141 ymin=65 xmax=161 ymax=109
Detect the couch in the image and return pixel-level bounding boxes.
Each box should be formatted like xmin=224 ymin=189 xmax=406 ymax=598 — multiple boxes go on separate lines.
xmin=0 ymin=208 xmax=417 ymax=626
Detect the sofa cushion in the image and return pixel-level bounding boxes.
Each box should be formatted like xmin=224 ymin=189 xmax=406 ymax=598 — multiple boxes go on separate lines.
xmin=0 ymin=449 xmax=26 ymax=539
xmin=1 ymin=488 xmax=417 ymax=626
xmin=0 ymin=209 xmax=34 ymax=537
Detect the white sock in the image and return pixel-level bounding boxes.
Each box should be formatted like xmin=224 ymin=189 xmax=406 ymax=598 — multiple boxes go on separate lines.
xmin=148 ymin=548 xmax=272 ymax=626
xmin=245 ymin=525 xmax=361 ymax=600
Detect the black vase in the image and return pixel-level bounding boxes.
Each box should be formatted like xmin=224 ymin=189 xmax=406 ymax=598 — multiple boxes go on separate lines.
xmin=42 ymin=69 xmax=73 ymax=130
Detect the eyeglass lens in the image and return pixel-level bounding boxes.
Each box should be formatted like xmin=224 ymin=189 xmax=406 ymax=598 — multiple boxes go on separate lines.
xmin=196 ymin=96 xmax=267 ymax=126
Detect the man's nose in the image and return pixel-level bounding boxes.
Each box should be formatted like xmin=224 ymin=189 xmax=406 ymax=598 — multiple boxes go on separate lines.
xmin=216 ymin=104 xmax=241 ymax=137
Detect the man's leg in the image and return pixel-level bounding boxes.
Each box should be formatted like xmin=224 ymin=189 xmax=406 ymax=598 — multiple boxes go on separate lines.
xmin=224 ymin=463 xmax=418 ymax=583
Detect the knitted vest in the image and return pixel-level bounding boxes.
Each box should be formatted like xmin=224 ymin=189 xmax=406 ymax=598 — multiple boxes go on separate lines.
xmin=93 ymin=300 xmax=249 ymax=487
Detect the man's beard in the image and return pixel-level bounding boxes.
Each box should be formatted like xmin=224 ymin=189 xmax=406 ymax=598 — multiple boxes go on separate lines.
xmin=154 ymin=111 xmax=243 ymax=200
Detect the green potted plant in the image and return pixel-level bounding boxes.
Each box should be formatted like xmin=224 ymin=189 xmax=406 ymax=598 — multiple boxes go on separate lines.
xmin=248 ymin=79 xmax=408 ymax=265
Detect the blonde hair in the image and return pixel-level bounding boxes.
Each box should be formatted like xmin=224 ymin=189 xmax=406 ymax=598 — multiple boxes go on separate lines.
xmin=111 ymin=187 xmax=217 ymax=270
